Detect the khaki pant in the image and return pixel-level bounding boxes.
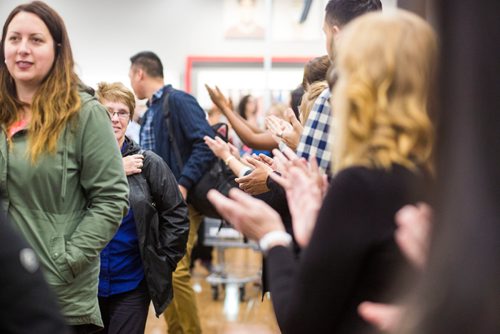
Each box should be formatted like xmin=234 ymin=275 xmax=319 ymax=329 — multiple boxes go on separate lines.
xmin=164 ymin=205 xmax=202 ymax=334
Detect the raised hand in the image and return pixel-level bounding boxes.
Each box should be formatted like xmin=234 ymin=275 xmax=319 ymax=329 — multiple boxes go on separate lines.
xmin=205 ymin=84 xmax=231 ymax=113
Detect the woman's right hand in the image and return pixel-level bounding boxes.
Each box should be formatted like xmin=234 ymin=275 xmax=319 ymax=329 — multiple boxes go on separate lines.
xmin=205 ymin=84 xmax=231 ymax=114
xmin=123 ymin=154 xmax=144 ymax=176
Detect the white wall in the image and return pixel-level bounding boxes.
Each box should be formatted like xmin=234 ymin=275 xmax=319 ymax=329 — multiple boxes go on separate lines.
xmin=1 ymin=0 xmax=397 ymax=96
xmin=0 ymin=0 xmax=326 ymax=92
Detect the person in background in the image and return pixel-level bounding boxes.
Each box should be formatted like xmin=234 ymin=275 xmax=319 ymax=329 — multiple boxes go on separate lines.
xmin=289 ymin=85 xmax=304 ymax=120
xmin=96 ymin=82 xmax=189 ymax=334
xmin=0 ymin=2 xmax=129 ymax=333
xmin=266 ymin=55 xmax=331 ymax=151
xmin=129 ymin=51 xmax=215 ymax=334
xmin=206 ymin=85 xmax=279 ymax=151
xmin=237 ymin=94 xmax=259 ymax=131
xmin=125 ymin=99 xmax=146 ymax=143
xmin=208 ymin=9 xmax=437 ymax=333
xmin=296 ymin=0 xmax=383 ymax=174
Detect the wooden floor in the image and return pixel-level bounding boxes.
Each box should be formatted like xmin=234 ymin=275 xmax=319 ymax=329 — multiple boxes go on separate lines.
xmin=144 ymin=247 xmax=281 ymax=334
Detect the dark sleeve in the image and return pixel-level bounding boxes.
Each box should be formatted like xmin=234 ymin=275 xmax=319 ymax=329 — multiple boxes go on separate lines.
xmin=262 ymin=173 xmax=295 ymax=237
xmin=0 ymin=213 xmax=71 ymax=334
xmin=143 ymin=151 xmax=190 ymax=268
xmin=172 ymin=93 xmax=216 ymax=190
xmin=266 ymin=168 xmax=374 ymax=333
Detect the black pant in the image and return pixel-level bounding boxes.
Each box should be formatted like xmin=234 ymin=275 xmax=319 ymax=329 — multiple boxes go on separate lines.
xmin=191 ymin=218 xmax=213 ymax=269
xmin=70 ymin=324 xmax=102 ymax=334
xmin=98 ymin=280 xmax=150 ymax=334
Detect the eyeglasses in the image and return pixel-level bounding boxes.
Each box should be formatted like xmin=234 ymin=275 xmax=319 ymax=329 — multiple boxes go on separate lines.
xmin=107 ymin=110 xmax=130 ymax=120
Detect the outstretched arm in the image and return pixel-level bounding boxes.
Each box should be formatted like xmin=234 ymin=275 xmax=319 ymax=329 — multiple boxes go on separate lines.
xmin=206 ymin=84 xmax=278 ymax=150
xmin=204 ymin=136 xmax=252 ymax=177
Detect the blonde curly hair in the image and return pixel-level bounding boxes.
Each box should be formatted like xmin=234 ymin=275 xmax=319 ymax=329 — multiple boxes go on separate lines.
xmin=332 ymin=10 xmax=437 ymax=174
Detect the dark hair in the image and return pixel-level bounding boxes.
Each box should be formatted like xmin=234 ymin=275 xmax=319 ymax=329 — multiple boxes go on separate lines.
xmin=302 ymin=55 xmax=331 ymax=89
xmin=325 ymin=0 xmax=382 ymax=27
xmin=129 ymin=51 xmax=164 ymax=78
xmin=290 ymin=85 xmax=304 ymax=121
xmin=237 ymin=95 xmax=253 ymax=119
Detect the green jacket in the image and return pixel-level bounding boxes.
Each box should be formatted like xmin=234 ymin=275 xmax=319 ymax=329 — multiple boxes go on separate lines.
xmin=0 ymin=92 xmax=129 ymax=327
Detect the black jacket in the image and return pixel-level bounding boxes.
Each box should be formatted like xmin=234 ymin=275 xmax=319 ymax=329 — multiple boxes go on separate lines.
xmin=0 ymin=210 xmax=71 ymax=334
xmin=123 ymin=137 xmax=189 ymax=316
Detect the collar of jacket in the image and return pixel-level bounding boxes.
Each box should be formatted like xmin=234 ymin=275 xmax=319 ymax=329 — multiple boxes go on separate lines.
xmin=122 ymin=136 xmax=142 ymax=157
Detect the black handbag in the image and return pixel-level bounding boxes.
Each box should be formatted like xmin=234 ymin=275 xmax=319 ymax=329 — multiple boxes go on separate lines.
xmin=162 ymin=91 xmax=237 ymax=218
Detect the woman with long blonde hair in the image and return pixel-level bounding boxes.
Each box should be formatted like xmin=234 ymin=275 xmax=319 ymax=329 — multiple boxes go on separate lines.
xmin=0 ymin=2 xmax=128 ymax=333
xmin=207 ymin=9 xmax=437 ymax=334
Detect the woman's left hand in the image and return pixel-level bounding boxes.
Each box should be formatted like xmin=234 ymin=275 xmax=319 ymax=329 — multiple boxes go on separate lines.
xmin=204 ymin=135 xmax=232 ymax=160
xmin=207 ymin=188 xmax=285 ymax=241
xmin=266 ymin=109 xmax=303 ymax=151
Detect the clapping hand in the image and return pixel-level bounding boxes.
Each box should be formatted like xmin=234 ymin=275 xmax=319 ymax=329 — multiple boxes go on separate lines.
xmin=395 ymin=203 xmax=433 ymax=269
xmin=207 ymin=188 xmax=285 ymax=242
xmin=235 ymin=156 xmax=273 ymax=195
xmin=266 ymin=108 xmax=303 ymax=151
xmin=269 ymin=147 xmax=328 ymax=248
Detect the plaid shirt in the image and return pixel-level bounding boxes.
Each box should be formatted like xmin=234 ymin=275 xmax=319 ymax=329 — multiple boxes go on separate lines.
xmin=139 ymin=88 xmax=164 ymax=151
xmin=296 ymin=88 xmax=332 ymax=173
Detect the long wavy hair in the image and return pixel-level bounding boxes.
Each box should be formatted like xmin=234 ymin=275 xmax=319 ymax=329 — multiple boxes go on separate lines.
xmin=0 ymin=1 xmax=81 ymax=162
xmin=331 ymin=10 xmax=437 ymax=174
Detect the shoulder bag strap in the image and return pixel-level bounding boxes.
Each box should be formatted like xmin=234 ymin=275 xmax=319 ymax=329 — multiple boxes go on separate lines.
xmin=162 ymin=90 xmax=184 ymax=171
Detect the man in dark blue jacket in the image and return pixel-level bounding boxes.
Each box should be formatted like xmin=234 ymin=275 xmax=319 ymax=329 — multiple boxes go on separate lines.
xmin=129 ymin=51 xmax=215 ymax=334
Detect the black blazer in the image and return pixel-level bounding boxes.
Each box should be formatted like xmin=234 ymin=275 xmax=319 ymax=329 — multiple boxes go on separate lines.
xmin=266 ymin=165 xmax=430 ymax=334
